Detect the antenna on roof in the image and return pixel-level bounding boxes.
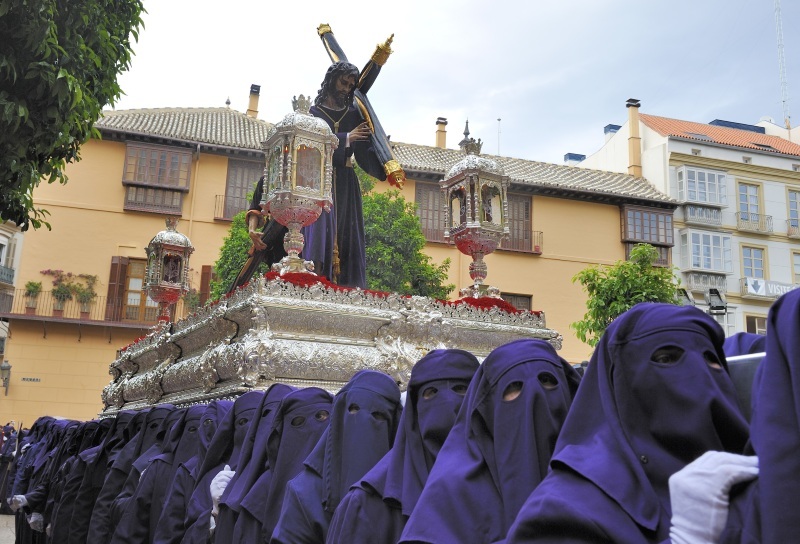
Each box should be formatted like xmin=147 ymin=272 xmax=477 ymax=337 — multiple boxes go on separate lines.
xmin=775 ymin=0 xmax=791 ymax=134
xmin=497 ymin=118 xmax=501 ymax=155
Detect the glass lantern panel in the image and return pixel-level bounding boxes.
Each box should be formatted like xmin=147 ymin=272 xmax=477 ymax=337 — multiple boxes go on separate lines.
xmin=162 ymin=255 xmax=182 ymax=283
xmin=295 ymin=145 xmax=321 ymax=190
xmin=481 ymin=185 xmax=501 ymax=224
xmin=268 ymin=146 xmax=282 ymax=190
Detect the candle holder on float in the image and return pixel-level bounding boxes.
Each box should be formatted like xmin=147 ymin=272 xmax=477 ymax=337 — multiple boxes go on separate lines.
xmin=144 ymin=217 xmax=194 ymax=322
xmin=440 ymin=135 xmax=509 ymax=299
xmin=261 ymin=94 xmax=337 ymax=275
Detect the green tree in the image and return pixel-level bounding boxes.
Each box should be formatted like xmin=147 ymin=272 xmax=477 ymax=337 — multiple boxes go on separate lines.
xmin=571 ymin=243 xmax=681 ymax=347
xmin=209 ymin=211 xmax=271 ymax=301
xmin=0 ymin=0 xmax=145 ymax=230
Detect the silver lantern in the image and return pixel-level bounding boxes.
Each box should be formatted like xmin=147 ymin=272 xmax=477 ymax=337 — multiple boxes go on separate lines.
xmin=441 ymin=136 xmax=509 ymax=299
xmin=145 ymin=217 xmax=194 ymax=321
xmin=261 ymin=94 xmax=337 ymax=275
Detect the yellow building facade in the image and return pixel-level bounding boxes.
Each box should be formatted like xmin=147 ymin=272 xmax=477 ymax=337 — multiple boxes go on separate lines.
xmin=0 ymin=107 xmax=674 ymax=425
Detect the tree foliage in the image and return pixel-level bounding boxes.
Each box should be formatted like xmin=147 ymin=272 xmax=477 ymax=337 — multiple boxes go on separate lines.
xmin=571 ymin=243 xmax=681 ymax=347
xmin=0 ymin=0 xmax=145 ymax=230
xmin=209 ymin=211 xmax=270 ymax=302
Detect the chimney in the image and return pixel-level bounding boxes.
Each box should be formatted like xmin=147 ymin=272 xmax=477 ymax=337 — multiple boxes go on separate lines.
xmin=247 ymin=84 xmax=261 ymax=118
xmin=564 ymin=153 xmax=586 ymax=166
xmin=626 ymin=98 xmax=642 ymax=177
xmin=604 ymin=124 xmax=621 ymax=142
xmin=435 ymin=117 xmax=448 ymax=149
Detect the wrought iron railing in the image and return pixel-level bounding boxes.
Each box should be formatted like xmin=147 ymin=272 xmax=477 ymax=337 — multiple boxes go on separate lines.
xmin=0 ymin=289 xmax=190 ymax=324
xmin=683 ymin=272 xmax=727 ymax=292
xmin=684 ymin=205 xmax=722 ymax=226
xmin=736 ymin=212 xmax=773 ymax=233
xmin=787 ymin=219 xmax=800 ymax=238
xmin=214 ymin=195 xmax=249 ymax=221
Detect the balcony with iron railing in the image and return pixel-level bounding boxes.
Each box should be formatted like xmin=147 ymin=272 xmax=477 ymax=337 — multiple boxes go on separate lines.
xmin=499 ymin=230 xmax=543 ymax=254
xmin=0 ymin=264 xmax=14 ymax=285
xmin=736 ymin=212 xmax=773 ymax=234
xmin=683 ymin=205 xmax=722 ymax=227
xmin=0 ymin=289 xmax=190 ymax=327
xmin=215 ymin=195 xmax=250 ymax=221
xmin=682 ymin=272 xmax=728 ymax=292
xmin=787 ymin=219 xmax=800 ymax=239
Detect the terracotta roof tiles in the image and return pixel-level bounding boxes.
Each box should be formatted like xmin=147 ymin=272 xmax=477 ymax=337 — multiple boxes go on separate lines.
xmin=640 ymin=113 xmax=800 ymax=156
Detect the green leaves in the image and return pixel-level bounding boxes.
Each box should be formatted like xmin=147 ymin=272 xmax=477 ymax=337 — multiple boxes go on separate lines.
xmin=571 ymin=243 xmax=681 ymax=347
xmin=0 ymin=0 xmax=144 ymax=230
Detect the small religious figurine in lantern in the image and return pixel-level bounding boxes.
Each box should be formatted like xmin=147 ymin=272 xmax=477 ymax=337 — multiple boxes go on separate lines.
xmin=441 ymin=130 xmax=510 ymax=299
xmin=261 ymin=94 xmax=337 ymax=275
xmin=145 ymin=217 xmax=194 ymax=321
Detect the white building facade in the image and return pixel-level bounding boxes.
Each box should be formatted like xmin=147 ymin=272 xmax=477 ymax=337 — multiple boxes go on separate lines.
xmin=579 ymin=101 xmax=800 ymax=337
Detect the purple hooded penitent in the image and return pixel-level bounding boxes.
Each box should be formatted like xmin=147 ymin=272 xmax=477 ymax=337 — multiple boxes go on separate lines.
xmin=153 ymin=399 xmax=232 ymax=544
xmin=328 ymin=348 xmax=480 ymax=544
xmin=506 ymin=303 xmax=749 ymax=544
xmin=724 ymin=288 xmax=800 ymax=542
xmin=214 ymin=383 xmax=294 ymax=544
xmin=231 ymin=387 xmax=333 ymax=543
xmin=399 ymin=339 xmax=580 ymax=544
xmin=180 ymin=390 xmax=263 ymax=543
xmin=271 ymin=369 xmax=401 ymax=544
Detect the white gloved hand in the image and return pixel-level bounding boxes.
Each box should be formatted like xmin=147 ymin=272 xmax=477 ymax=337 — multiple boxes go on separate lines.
xmin=209 ymin=513 xmax=216 ymax=535
xmin=209 ymin=464 xmax=234 ymax=517
xmin=46 ymin=523 xmax=52 ymax=538
xmin=27 ymin=512 xmax=44 ymax=532
xmin=669 ymin=451 xmax=759 ymax=544
xmin=10 ymin=495 xmax=27 ymax=512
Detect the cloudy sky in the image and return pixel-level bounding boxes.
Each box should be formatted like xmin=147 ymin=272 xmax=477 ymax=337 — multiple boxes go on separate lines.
xmin=113 ymin=0 xmax=800 ymax=165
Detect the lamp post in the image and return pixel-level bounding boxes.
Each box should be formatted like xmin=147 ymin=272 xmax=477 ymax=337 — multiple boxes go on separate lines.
xmin=1 ymin=360 xmax=11 ymax=396
xmin=144 ymin=218 xmax=194 ymax=322
xmin=261 ymin=94 xmax=337 ymax=275
xmin=440 ymin=133 xmax=509 ymax=298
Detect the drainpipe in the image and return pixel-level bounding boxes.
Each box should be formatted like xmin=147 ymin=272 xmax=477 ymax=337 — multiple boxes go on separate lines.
xmin=186 ymin=144 xmax=201 ymax=239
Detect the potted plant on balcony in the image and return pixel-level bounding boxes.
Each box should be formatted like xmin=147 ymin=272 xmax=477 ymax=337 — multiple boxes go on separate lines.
xmin=24 ymin=281 xmax=41 ymax=314
xmin=52 ymin=283 xmax=72 ymax=315
xmin=74 ymin=283 xmax=97 ymax=319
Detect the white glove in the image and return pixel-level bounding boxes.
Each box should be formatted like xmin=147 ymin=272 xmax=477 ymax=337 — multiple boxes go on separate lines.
xmin=209 ymin=513 xmax=216 ymax=535
xmin=669 ymin=451 xmax=759 ymax=544
xmin=27 ymin=512 xmax=44 ymax=532
xmin=10 ymin=495 xmax=27 ymax=512
xmin=209 ymin=464 xmax=234 ymax=517
xmin=46 ymin=523 xmax=52 ymax=538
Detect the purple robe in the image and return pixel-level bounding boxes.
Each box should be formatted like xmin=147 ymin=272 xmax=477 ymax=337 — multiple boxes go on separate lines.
xmin=399 ymin=339 xmax=580 ymax=544
xmin=180 ymin=390 xmax=263 ymax=543
xmin=153 ymin=400 xmax=232 ymax=544
xmin=505 ymin=303 xmax=749 ymax=544
xmin=724 ymin=288 xmax=800 ymax=542
xmin=302 ymin=103 xmax=385 ymax=288
xmin=231 ymin=387 xmax=333 ymax=543
xmin=214 ymin=384 xmax=294 ymax=544
xmin=271 ymin=370 xmax=401 ymax=544
xmin=328 ymin=348 xmax=480 ymax=544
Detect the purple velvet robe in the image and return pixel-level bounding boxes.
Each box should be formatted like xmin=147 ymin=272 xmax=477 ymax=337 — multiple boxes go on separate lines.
xmin=399 ymin=339 xmax=580 ymax=544
xmin=270 ymin=370 xmax=401 ymax=544
xmin=214 ymin=384 xmax=294 ymax=544
xmin=327 ymin=348 xmax=480 ymax=544
xmin=180 ymin=390 xmax=263 ymax=543
xmin=302 ymin=103 xmax=385 ymax=289
xmin=152 ymin=400 xmax=232 ymax=544
xmin=505 ymin=303 xmax=749 ymax=544
xmin=231 ymin=387 xmax=332 ymax=543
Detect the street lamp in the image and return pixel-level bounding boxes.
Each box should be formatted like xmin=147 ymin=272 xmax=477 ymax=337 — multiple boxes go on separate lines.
xmin=1 ymin=360 xmax=11 ymax=396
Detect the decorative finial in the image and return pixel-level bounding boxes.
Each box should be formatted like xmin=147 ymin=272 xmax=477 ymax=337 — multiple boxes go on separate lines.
xmin=371 ymin=34 xmax=395 ymax=66
xmin=225 ymin=97 xmax=231 ymax=108
xmin=463 ymin=137 xmax=483 ymax=156
xmin=292 ymin=95 xmax=312 ymax=114
xmin=165 ymin=217 xmax=179 ymax=231
xmin=458 ymin=119 xmax=473 ymax=149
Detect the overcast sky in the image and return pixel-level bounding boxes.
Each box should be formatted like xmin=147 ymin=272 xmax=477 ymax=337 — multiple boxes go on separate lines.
xmin=113 ymin=0 xmax=800 ymax=165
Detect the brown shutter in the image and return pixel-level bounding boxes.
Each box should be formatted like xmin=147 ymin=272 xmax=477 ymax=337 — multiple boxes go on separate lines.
xmin=105 ymin=256 xmax=129 ymax=321
xmin=199 ymin=265 xmax=212 ymax=305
